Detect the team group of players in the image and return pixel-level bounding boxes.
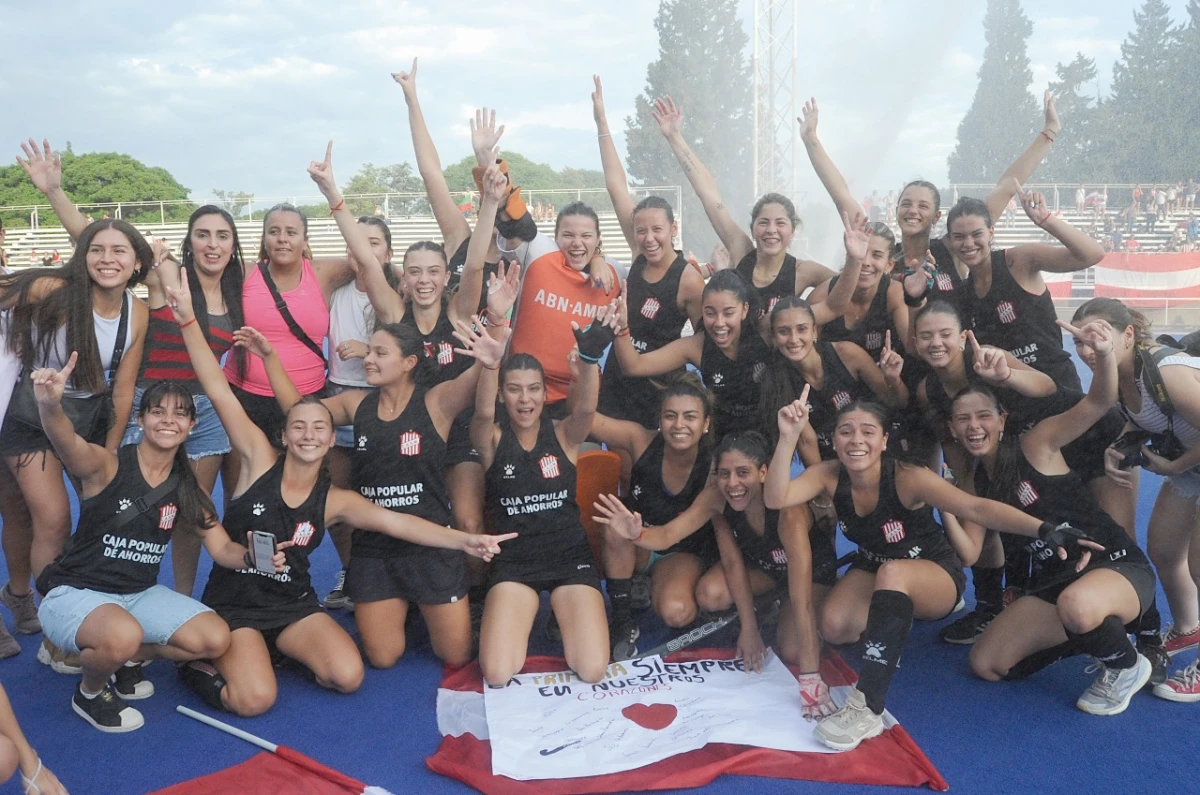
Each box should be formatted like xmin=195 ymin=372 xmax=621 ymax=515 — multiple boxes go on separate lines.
xmin=0 ymin=66 xmax=1198 ymax=793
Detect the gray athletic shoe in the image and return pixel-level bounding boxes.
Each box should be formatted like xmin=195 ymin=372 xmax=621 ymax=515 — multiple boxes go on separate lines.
xmin=0 ymin=621 xmax=19 ymax=659
xmin=38 ymin=638 xmax=82 ymax=675
xmin=1076 ymin=654 xmax=1151 ymax=716
xmin=1 ymin=583 xmax=42 ymax=634
xmin=322 ymin=569 xmax=353 ymax=611
xmin=813 ymin=688 xmax=884 ymax=751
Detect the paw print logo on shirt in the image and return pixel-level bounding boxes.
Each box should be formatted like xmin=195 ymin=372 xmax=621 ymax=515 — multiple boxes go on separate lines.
xmin=864 ymin=641 xmax=886 ymax=662
xmin=118 ymin=498 xmax=132 ymax=512
xmin=357 ymin=436 xmax=368 ymax=450
xmin=711 ymin=373 xmax=724 ymax=386
xmin=631 ymin=485 xmax=642 ymax=499
xmin=252 ymin=503 xmax=266 ymax=516
xmin=503 ymin=464 xmax=516 ymax=479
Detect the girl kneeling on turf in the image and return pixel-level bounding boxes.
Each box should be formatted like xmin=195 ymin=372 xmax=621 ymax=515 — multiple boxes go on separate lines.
xmin=169 ymin=277 xmax=510 ymax=716
xmin=36 ymin=373 xmax=281 ymax=733
xmin=764 ymin=398 xmax=1097 ymax=751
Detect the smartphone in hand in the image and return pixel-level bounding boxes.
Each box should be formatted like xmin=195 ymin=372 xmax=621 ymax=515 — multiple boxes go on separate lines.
xmin=249 ymin=530 xmax=278 ymax=574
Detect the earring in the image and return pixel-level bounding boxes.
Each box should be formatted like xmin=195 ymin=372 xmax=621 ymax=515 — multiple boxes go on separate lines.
xmin=999 ymin=431 xmax=1003 ymax=441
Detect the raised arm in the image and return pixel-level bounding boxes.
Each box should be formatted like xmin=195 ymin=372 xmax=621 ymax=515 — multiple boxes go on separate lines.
xmin=166 ymin=277 xmax=274 ymax=464
xmin=32 ymin=353 xmax=114 ymax=490
xmin=231 ymin=326 xmax=360 ymax=427
xmin=1026 ymin=320 xmax=1118 ymax=455
xmin=559 ymin=308 xmax=617 ymax=448
xmin=807 ymin=211 xmax=866 ymax=324
xmin=392 ymin=58 xmax=473 ymax=254
xmin=837 ymin=337 xmax=908 ymax=408
xmin=982 ymin=91 xmax=1061 ymax=222
xmin=448 ymin=159 xmax=504 ymax=323
xmin=764 ymin=394 xmax=842 ymax=509
xmin=588 ymin=412 xmax=653 ymax=460
xmin=967 ymin=332 xmax=1058 ymax=397
xmin=592 ymin=487 xmax=722 ymax=552
xmin=18 ymin=138 xmax=88 ymax=241
xmin=428 ymin=317 xmax=509 ymax=431
xmin=652 ymin=96 xmax=753 ymax=263
xmin=592 ymin=75 xmax=636 ymax=249
xmin=1008 ymin=183 xmax=1105 ymax=277
xmin=798 ymin=99 xmax=861 ymax=221
xmin=470 ymin=345 xmax=501 ymax=468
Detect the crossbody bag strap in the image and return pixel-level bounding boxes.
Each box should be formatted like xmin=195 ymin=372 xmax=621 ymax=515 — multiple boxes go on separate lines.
xmin=105 ymin=291 xmax=131 ymax=385
xmin=257 ymin=261 xmax=327 ymax=364
xmin=107 ymin=473 xmax=180 ymax=532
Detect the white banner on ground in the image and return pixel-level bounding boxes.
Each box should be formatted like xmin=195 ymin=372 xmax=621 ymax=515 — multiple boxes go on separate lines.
xmin=482 ymin=652 xmax=874 ymax=781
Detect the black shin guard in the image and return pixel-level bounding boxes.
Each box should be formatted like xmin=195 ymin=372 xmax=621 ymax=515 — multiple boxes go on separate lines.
xmin=1068 ymin=615 xmax=1138 ymax=670
xmin=857 ymin=590 xmax=914 ymax=715
xmin=1134 ymin=600 xmax=1163 ymax=648
xmin=607 ymin=578 xmax=633 ymax=623
xmin=1003 ymin=639 xmax=1083 ymax=680
xmin=970 ymin=566 xmax=1004 ymax=614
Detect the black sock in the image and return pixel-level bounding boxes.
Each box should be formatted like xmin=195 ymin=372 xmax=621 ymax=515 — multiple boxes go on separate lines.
xmin=1134 ymin=601 xmax=1163 ymax=647
xmin=857 ymin=590 xmax=914 ymax=715
xmin=970 ymin=566 xmax=1004 ymax=615
xmin=1003 ymin=638 xmax=1083 ymax=680
xmin=178 ymin=660 xmax=228 ymax=712
xmin=1068 ymin=616 xmax=1138 ymax=670
xmin=607 ymin=578 xmax=632 ymax=623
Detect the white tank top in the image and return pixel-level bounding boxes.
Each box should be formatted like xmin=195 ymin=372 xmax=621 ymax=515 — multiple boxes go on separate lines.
xmin=327 ymin=282 xmax=374 ymax=387
xmin=37 ymin=290 xmax=136 ymax=398
xmin=1128 ymin=350 xmax=1200 ymax=450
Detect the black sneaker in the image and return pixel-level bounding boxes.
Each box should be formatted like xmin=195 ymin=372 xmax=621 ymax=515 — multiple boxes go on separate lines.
xmin=73 ymin=684 xmax=144 ymax=732
xmin=939 ymin=609 xmax=997 ymax=645
xmin=323 ymin=569 xmax=353 ymax=611
xmin=545 ymin=613 xmax=562 ymax=643
xmin=111 ymin=662 xmax=154 ymax=700
xmin=1138 ymin=640 xmax=1170 ymax=687
xmin=611 ymin=616 xmax=640 ymax=661
xmin=470 ymin=600 xmax=485 ymax=643
xmin=178 ymin=660 xmax=228 ymax=711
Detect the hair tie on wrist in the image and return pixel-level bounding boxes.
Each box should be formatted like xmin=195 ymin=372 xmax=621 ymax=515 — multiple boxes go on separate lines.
xmin=178 ymin=317 xmax=197 ymax=330
xmin=329 ymin=198 xmax=346 ymax=214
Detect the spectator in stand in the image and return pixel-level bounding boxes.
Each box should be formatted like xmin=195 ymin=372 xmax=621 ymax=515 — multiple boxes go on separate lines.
xmin=1132 ymin=184 xmax=1143 ymax=208
xmin=1004 ymin=195 xmax=1018 ymax=226
xmin=1075 ymin=184 xmax=1086 ymax=209
xmin=1187 ymin=214 xmax=1198 ymax=245
xmin=868 ymin=190 xmax=882 ymax=223
xmin=0 ymin=219 xmax=7 ymax=273
xmin=1112 ymin=227 xmax=1124 ymax=251
xmin=1126 ymin=235 xmax=1140 ymax=252
xmin=27 ymin=249 xmax=38 ymax=267
xmin=885 ymin=189 xmax=896 ymax=223
xmin=535 ymin=200 xmax=544 ymax=222
xmin=1186 ymin=179 xmax=1197 ymax=210
xmin=1157 ymin=185 xmax=1169 ymax=220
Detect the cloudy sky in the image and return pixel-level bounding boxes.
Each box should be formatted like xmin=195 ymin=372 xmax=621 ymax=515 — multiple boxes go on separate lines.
xmin=0 ymin=0 xmax=1191 ymax=209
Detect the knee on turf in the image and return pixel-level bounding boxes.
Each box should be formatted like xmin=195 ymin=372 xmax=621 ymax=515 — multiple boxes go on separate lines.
xmin=818 ymin=610 xmax=862 ymax=647
xmin=693 ymin=580 xmax=732 ymax=613
xmin=656 ymin=597 xmax=697 ymax=629
xmin=224 ymin=679 xmax=277 ymax=717
xmin=322 ymin=656 xmax=365 ymax=694
xmin=968 ymin=644 xmax=1006 ymax=682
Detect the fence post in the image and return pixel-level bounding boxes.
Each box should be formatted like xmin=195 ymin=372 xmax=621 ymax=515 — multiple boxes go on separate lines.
xmin=116 ymin=203 xmax=122 ymax=220
xmin=160 ymin=202 xmax=165 ymax=224
xmin=1053 ymin=186 xmax=1060 ymax=211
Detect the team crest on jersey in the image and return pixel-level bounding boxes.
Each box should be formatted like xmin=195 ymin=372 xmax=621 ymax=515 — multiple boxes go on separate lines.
xmin=882 ymin=519 xmax=906 ymax=544
xmin=539 ymin=454 xmax=561 ymax=479
xmin=752 ymin=362 xmax=766 ymax=383
xmin=400 ymin=431 xmax=421 ymax=456
xmin=997 ymin=301 xmax=1017 ymax=324
xmin=865 ymin=331 xmax=883 ymax=351
xmin=831 ymin=390 xmax=852 ymax=410
xmin=640 ymin=297 xmax=661 ymax=320
xmin=1016 ymin=480 xmax=1039 ymax=507
xmin=158 ymin=504 xmax=178 ymax=531
xmin=935 ymin=272 xmax=953 ymax=291
xmin=436 ymin=342 xmax=454 ymax=365
xmin=292 ymin=522 xmax=315 ymax=546
xmin=771 ymin=548 xmax=788 ymax=566
xmin=503 ymin=463 xmax=516 ymax=479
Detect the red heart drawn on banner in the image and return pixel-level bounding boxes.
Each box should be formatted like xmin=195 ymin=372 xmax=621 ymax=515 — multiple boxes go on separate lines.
xmin=621 ymin=703 xmax=678 ymax=731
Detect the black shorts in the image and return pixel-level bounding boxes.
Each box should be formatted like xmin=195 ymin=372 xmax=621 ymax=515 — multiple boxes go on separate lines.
xmin=0 ymin=394 xmax=113 ymax=456
xmin=215 ymin=592 xmax=323 ymax=634
xmin=487 ymin=543 xmax=602 ymax=594
xmin=231 ymin=384 xmax=325 ymax=451
xmin=1062 ymin=407 xmax=1124 ymax=483
xmin=1032 ymin=559 xmax=1157 ymax=618
xmin=345 ymin=547 xmax=469 ymax=606
xmin=850 ymin=545 xmax=967 ymax=608
xmin=445 ymin=408 xmax=481 ymax=468
xmin=810 ymin=516 xmax=840 ymax=588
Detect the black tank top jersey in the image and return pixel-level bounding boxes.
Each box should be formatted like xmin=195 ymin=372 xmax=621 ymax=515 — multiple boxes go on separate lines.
xmin=806 ymin=340 xmax=875 ymax=460
xmin=485 ymin=416 xmax=589 ymax=565
xmin=202 ymin=457 xmax=329 ymax=615
xmin=628 ymin=434 xmax=715 ymax=558
xmin=40 ymin=445 xmax=183 ymax=595
xmin=736 ymin=251 xmax=796 ymax=316
xmin=400 ymin=300 xmax=474 ymax=384
xmin=893 ymin=237 xmax=971 ymax=319
xmin=350 ymin=389 xmax=451 ymax=558
xmin=723 ymin=503 xmax=789 ymax=575
xmin=973 ymin=451 xmax=1146 ymax=588
xmin=700 ymin=328 xmax=771 ymax=437
xmin=833 ymin=457 xmax=954 ymax=562
xmin=448 ymin=236 xmax=501 ymax=313
xmin=968 ymin=250 xmax=1081 ymax=391
xmin=600 ymin=252 xmax=691 ymax=428
xmin=820 ymin=276 xmax=899 ymax=359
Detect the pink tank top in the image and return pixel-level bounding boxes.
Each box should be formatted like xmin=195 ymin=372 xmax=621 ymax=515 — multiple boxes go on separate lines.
xmin=225 ymin=259 xmax=329 ymax=395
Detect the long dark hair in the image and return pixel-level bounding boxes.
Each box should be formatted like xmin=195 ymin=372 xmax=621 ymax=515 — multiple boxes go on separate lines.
xmin=950 ymin=384 xmax=1018 ymax=503
xmin=374 ymin=322 xmax=435 ymax=388
xmin=714 ymin=430 xmax=771 ymax=470
xmin=702 ymin=269 xmax=757 ymax=338
xmin=0 ymin=219 xmax=152 ymax=393
xmin=757 ymin=296 xmax=817 ymax=448
xmin=1072 ymin=297 xmax=1152 ymax=346
xmin=181 ymin=206 xmax=246 ymax=378
xmin=138 ymin=382 xmax=217 ymax=533
xmin=359 ymin=216 xmax=399 ymax=291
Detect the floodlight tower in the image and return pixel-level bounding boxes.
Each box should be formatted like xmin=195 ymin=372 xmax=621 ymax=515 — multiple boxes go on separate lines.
xmin=752 ymin=0 xmax=799 ymax=200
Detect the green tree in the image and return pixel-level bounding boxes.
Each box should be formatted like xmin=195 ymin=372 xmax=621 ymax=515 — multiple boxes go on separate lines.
xmin=1169 ymin=0 xmax=1200 ymax=180
xmin=1042 ymin=53 xmax=1099 ymax=183
xmin=342 ymin=162 xmax=425 ymax=215
xmin=212 ymin=189 xmax=255 ymax=218
xmin=1097 ymin=0 xmax=1178 ymax=181
xmin=442 ymin=152 xmax=607 ymax=213
xmin=947 ymin=0 xmax=1039 ymax=184
xmin=623 ymin=0 xmax=752 ymax=253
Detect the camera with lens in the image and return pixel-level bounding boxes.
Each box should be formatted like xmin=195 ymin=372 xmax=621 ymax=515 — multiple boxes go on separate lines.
xmin=1112 ymin=429 xmax=1185 ymax=470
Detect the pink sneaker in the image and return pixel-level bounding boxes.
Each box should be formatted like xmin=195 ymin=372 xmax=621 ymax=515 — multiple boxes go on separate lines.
xmin=1153 ymin=660 xmax=1200 ymax=703
xmin=1162 ymin=624 xmax=1200 ymax=656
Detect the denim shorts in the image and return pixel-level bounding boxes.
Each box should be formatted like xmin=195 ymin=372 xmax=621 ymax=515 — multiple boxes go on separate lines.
xmin=39 ymin=584 xmax=215 ymax=655
xmin=122 ymin=385 xmax=231 ymax=460
xmin=325 ymin=381 xmax=374 ymax=449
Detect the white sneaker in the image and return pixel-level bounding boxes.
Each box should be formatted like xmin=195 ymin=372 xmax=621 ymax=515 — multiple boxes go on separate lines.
xmin=1076 ymin=654 xmax=1151 ymax=716
xmin=37 ymin=638 xmax=82 ymax=675
xmin=813 ymin=688 xmax=884 ymax=751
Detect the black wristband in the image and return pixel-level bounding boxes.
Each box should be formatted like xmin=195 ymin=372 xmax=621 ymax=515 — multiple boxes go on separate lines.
xmin=243 ymin=549 xmax=254 ymax=569
xmin=903 ymin=288 xmax=928 ymax=308
xmin=1037 ymin=521 xmax=1056 ymax=541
